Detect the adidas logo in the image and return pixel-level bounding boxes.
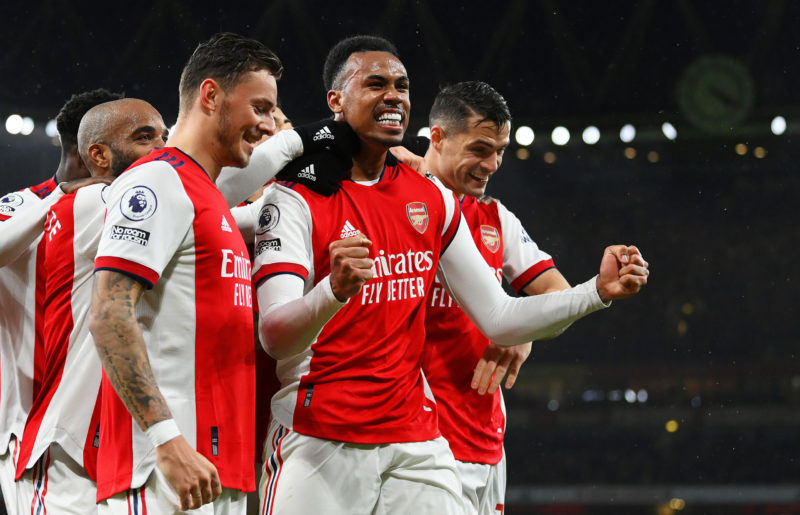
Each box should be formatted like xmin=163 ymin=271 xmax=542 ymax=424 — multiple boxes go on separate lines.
xmin=221 ymin=215 xmax=232 ymax=232
xmin=339 ymin=220 xmax=360 ymax=239
xmin=312 ymin=126 xmax=334 ymax=142
xmin=297 ymin=164 xmax=316 ymax=182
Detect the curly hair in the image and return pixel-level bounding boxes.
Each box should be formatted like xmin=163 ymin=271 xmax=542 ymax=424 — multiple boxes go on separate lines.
xmin=55 ymin=88 xmax=124 ymax=147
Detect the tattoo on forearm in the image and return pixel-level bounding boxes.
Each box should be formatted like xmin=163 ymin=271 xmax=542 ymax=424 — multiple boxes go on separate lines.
xmin=91 ymin=272 xmax=172 ymax=430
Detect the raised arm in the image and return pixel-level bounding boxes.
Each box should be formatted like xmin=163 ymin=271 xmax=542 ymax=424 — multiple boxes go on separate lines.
xmin=471 ymin=268 xmax=572 ymax=395
xmin=216 ymin=129 xmax=303 ymax=207
xmin=438 ymin=217 xmax=648 ymax=346
xmin=88 ymin=270 xmax=222 ymax=510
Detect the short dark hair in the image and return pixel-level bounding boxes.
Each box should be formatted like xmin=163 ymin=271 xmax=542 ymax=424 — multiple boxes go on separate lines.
xmin=179 ymin=32 xmax=283 ymax=112
xmin=55 ymin=88 xmax=124 ymax=148
xmin=323 ymin=35 xmax=400 ymax=91
xmin=429 ymin=81 xmax=512 ymax=134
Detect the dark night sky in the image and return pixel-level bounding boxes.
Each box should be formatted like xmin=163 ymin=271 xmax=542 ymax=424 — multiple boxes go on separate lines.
xmin=1 ymin=0 xmax=798 ymax=126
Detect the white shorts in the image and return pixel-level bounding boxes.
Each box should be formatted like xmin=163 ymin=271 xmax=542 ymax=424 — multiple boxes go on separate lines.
xmin=98 ymin=466 xmax=246 ymax=515
xmin=456 ymin=451 xmax=506 ymax=515
xmin=259 ymin=420 xmax=465 ymax=514
xmin=0 ymin=436 xmax=19 ymax=514
xmin=16 ymin=444 xmax=97 ymax=514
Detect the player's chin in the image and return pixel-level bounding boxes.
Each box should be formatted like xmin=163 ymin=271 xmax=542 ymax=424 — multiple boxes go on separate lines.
xmin=465 ymin=184 xmax=487 ymax=198
xmin=375 ymin=133 xmax=404 ymax=148
xmin=227 ymin=149 xmax=251 ymax=169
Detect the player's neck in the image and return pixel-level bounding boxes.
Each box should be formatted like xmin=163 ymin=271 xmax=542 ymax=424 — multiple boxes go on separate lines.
xmin=166 ymin=121 xmax=222 ymax=182
xmin=351 ymin=147 xmax=389 ymax=182
xmin=55 ymin=149 xmax=90 ymax=183
xmin=422 ymin=150 xmax=466 ymax=201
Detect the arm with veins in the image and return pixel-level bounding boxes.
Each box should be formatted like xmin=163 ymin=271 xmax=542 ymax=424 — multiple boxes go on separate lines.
xmin=437 ymin=218 xmax=609 ymax=346
xmin=216 ymin=130 xmax=303 ymax=208
xmin=0 ymin=187 xmax=64 ymax=267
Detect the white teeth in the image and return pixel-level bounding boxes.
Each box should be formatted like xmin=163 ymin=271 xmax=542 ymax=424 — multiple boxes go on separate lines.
xmin=377 ymin=112 xmax=402 ymax=123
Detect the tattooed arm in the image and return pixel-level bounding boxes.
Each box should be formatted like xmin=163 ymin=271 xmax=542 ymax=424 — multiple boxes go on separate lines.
xmin=89 ymin=270 xmax=222 ymax=509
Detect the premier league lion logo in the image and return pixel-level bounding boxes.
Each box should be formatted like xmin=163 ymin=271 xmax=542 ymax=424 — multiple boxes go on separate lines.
xmin=120 ymin=186 xmax=157 ymax=221
xmin=256 ymin=204 xmax=280 ymax=235
xmin=0 ymin=193 xmax=23 ymax=214
xmin=129 ymin=191 xmax=148 ymax=213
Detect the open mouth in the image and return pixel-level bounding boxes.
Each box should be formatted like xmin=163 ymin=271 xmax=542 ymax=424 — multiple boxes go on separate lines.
xmin=376 ymin=111 xmax=403 ymax=129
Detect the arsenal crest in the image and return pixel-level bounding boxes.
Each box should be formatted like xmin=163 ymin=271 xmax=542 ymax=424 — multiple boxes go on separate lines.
xmin=480 ymin=225 xmax=500 ymax=253
xmin=406 ymin=202 xmax=429 ymax=234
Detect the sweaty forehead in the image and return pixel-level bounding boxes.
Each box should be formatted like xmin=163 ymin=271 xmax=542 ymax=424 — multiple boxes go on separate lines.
xmin=343 ymin=51 xmax=407 ymax=81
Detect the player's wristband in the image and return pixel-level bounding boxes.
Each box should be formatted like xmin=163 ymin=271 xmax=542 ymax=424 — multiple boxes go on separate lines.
xmin=145 ymin=419 xmax=181 ymax=447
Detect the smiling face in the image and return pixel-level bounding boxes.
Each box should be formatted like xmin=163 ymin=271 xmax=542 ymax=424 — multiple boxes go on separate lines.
xmin=433 ymin=114 xmax=510 ymax=199
xmin=328 ymin=51 xmax=410 ymax=148
xmin=215 ymin=68 xmax=278 ymax=168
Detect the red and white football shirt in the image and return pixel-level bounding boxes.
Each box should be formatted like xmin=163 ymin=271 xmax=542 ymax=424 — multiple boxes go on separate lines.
xmin=0 ymin=177 xmax=61 ymax=456
xmin=423 ymin=195 xmax=555 ymax=464
xmin=252 ymin=161 xmax=460 ymax=444
xmin=15 ymin=184 xmax=109 ymax=481
xmin=93 ymin=148 xmax=256 ymax=500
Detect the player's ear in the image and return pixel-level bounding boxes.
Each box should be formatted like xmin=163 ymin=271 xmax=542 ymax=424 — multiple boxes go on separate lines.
xmin=87 ymin=143 xmax=112 ymax=175
xmin=429 ymin=125 xmax=446 ymax=149
xmin=198 ymin=78 xmax=222 ymax=113
xmin=327 ymin=90 xmax=344 ymax=119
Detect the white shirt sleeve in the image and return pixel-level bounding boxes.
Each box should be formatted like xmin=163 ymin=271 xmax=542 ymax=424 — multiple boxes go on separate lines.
xmin=497 ymin=200 xmax=553 ymax=283
xmin=0 ymin=186 xmax=64 ymax=267
xmin=251 ymin=184 xmax=314 ymax=286
xmin=216 ymin=130 xmax=303 ymax=207
xmin=437 ymin=215 xmax=608 ymax=347
xmin=253 ymin=184 xmax=346 ymax=358
xmin=94 ymin=162 xmax=194 ymax=287
xmin=230 ymin=200 xmax=260 ymax=244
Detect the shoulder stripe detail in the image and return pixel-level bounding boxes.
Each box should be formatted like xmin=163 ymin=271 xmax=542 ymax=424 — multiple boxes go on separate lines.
xmin=440 ymin=197 xmax=462 ymax=256
xmin=276 ymin=180 xmax=297 ymax=189
xmin=511 ymin=259 xmax=556 ymax=294
xmin=94 ymin=257 xmax=160 ymax=289
xmin=253 ymin=263 xmax=309 ymax=287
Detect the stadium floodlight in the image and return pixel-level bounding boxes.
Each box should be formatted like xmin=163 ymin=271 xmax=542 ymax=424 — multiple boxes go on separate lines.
xmin=21 ymin=117 xmax=34 ymax=136
xmin=661 ymin=122 xmax=677 ymax=140
xmin=551 ymin=126 xmax=570 ymax=146
xmin=620 ymin=124 xmax=636 ymax=143
xmin=5 ymin=114 xmax=23 ymax=135
xmin=417 ymin=126 xmax=431 ymax=139
xmin=45 ymin=119 xmax=58 ymax=138
xmin=582 ymin=126 xmax=600 ymax=145
xmin=771 ymin=116 xmax=786 ymax=136
xmin=515 ymin=126 xmax=534 ymax=146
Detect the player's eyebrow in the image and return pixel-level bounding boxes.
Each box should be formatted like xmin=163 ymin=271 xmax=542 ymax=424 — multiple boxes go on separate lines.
xmin=131 ymin=125 xmax=157 ymax=136
xmin=365 ymin=74 xmax=410 ymax=83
